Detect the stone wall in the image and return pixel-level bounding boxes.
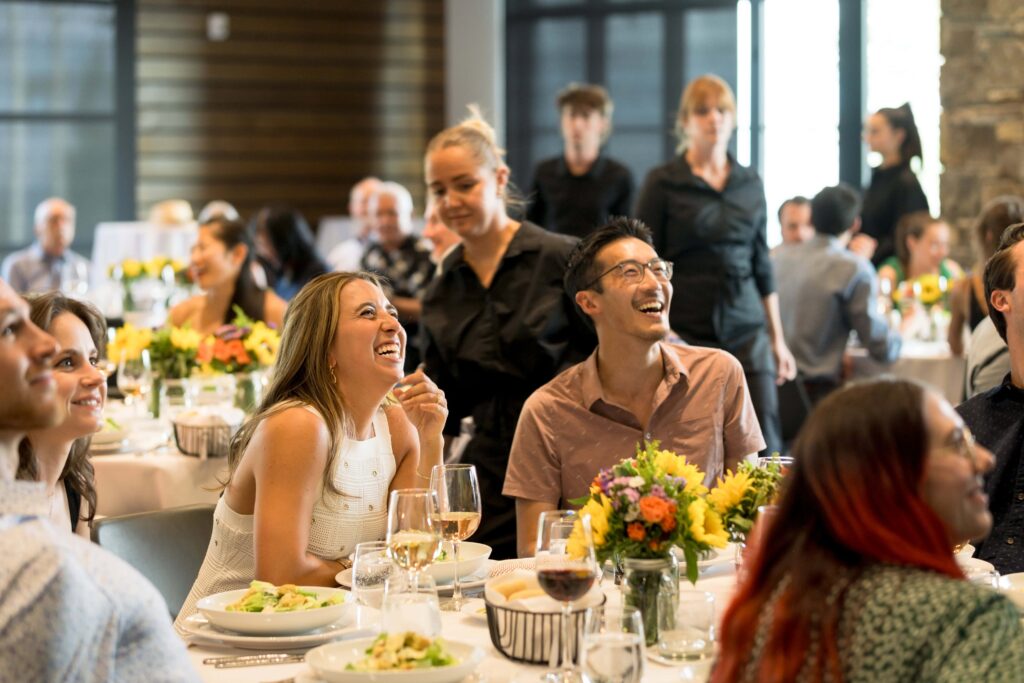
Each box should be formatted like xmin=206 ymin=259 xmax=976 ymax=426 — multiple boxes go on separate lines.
xmin=941 ymin=0 xmax=1024 ymax=264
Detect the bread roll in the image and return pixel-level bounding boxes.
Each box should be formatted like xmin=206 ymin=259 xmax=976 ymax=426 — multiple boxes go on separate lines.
xmin=507 ymin=588 xmax=547 ymax=601
xmin=494 ymin=578 xmax=529 ymax=600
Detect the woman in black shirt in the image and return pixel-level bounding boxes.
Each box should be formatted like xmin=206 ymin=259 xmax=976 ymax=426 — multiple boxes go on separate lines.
xmin=421 ymin=112 xmax=595 ymax=559
xmin=859 ymin=103 xmax=930 ymax=265
xmin=635 ymin=75 xmax=795 ymax=454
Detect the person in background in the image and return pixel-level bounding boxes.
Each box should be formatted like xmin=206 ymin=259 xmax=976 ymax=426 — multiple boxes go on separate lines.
xmin=197 ymin=199 xmax=240 ymax=224
xmin=856 ymin=103 xmax=930 ymax=264
xmin=148 ymin=199 xmax=194 ymax=227
xmin=169 ymin=217 xmax=286 ymax=334
xmin=877 ymin=211 xmax=964 ymax=296
xmin=526 ymin=83 xmax=634 ymax=238
xmin=773 ymin=184 xmax=901 ymax=406
xmin=949 ymin=196 xmax=1024 ymax=355
xmin=777 ymin=196 xmax=813 ymax=246
xmin=957 ymin=222 xmax=1024 ymax=574
xmin=712 ymin=379 xmax=1021 ymax=682
xmin=505 ymin=218 xmax=764 ymax=557
xmin=422 ymin=198 xmax=461 ymax=271
xmin=421 ymin=110 xmax=596 ymax=560
xmin=359 ymin=182 xmax=434 ymax=371
xmin=327 ymin=176 xmax=382 ymax=271
xmin=635 ymin=74 xmax=796 ymax=455
xmin=251 ymin=205 xmax=329 ymax=301
xmin=16 ymin=293 xmax=106 ymax=538
xmin=176 ymin=273 xmax=446 ymax=626
xmin=0 ymin=277 xmax=198 ymax=681
xmin=965 ymin=317 xmax=1009 ymax=399
xmin=1 ymin=198 xmax=91 ymax=295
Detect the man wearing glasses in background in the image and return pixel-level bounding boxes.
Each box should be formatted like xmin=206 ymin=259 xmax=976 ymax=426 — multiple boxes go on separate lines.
xmin=503 ymin=218 xmax=765 ymax=557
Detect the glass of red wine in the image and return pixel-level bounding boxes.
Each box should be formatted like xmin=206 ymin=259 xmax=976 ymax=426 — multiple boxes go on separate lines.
xmin=535 ymin=509 xmax=598 ymax=683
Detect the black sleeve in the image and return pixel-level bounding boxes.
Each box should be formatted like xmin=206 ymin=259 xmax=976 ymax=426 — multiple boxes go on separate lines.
xmin=525 ymin=169 xmax=546 ymax=228
xmin=420 ymin=320 xmax=468 ymax=437
xmin=898 ymin=173 xmax=930 ymax=217
xmin=610 ymin=167 xmax=635 ymax=219
xmin=750 ymin=181 xmax=775 ymax=297
xmin=634 ymin=169 xmax=668 ymax=254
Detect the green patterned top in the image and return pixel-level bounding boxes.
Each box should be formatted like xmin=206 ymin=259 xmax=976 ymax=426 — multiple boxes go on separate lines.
xmin=737 ymin=564 xmax=1024 ymax=682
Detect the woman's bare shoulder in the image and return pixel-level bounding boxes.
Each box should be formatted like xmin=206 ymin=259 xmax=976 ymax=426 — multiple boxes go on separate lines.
xmin=169 ymin=295 xmax=202 ymax=326
xmin=264 ymin=290 xmax=287 ymax=329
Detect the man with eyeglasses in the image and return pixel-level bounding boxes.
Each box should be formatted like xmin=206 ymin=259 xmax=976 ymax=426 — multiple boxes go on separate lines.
xmin=957 ymin=221 xmax=1024 ymax=575
xmin=504 ymin=217 xmax=764 ymax=557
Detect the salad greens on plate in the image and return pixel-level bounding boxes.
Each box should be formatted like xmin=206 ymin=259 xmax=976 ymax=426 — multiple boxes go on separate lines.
xmin=225 ymin=580 xmax=344 ymax=613
xmin=346 ymin=632 xmax=457 ymax=671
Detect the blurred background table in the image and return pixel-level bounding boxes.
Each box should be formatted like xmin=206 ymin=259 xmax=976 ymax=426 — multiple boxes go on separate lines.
xmin=849 ymin=338 xmax=965 ymax=404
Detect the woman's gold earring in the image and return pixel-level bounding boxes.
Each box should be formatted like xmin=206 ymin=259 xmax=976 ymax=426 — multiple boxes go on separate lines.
xmin=330 ymin=365 xmax=337 ymax=384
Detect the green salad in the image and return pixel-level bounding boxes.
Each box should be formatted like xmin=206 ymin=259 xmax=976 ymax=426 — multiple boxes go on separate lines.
xmin=225 ymin=580 xmax=344 ymax=613
xmin=346 ymin=632 xmax=457 ymax=671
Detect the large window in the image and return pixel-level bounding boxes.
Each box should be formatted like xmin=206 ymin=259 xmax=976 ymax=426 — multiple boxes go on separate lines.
xmin=0 ymin=0 xmax=134 ymax=259
xmin=506 ymin=0 xmax=747 ymax=192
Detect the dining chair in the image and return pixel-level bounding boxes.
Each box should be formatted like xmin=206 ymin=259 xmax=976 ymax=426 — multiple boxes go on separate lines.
xmin=91 ymin=503 xmax=215 ymax=618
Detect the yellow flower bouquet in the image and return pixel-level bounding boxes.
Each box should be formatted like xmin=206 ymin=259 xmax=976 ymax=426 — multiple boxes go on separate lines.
xmin=707 ymin=457 xmax=787 ymax=543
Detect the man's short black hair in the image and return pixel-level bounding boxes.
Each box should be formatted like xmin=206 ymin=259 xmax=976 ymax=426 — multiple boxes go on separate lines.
xmin=564 ymin=217 xmax=654 ymax=320
xmin=985 ymin=222 xmax=1024 ymax=343
xmin=810 ymin=183 xmax=862 ymax=237
xmin=777 ymin=196 xmax=810 ymax=223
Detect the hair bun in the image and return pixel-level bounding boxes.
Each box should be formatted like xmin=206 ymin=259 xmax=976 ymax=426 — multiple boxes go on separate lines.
xmin=458 ymin=104 xmax=506 ymax=158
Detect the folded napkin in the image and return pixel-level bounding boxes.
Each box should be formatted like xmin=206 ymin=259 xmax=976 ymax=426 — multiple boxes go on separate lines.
xmin=488 ymin=558 xmax=535 ymax=578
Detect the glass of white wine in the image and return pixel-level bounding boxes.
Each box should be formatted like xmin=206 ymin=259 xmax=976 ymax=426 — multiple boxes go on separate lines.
xmin=430 ymin=464 xmax=482 ymax=611
xmin=386 ymin=488 xmax=441 ymax=593
xmin=117 ymin=348 xmax=152 ymax=416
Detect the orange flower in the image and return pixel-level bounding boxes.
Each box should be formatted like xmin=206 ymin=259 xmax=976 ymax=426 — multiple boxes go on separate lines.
xmin=627 ymin=522 xmax=646 ymax=541
xmin=661 ymin=503 xmax=678 ymax=532
xmin=648 ymin=540 xmax=663 ymax=552
xmin=639 ymin=496 xmax=671 ymax=524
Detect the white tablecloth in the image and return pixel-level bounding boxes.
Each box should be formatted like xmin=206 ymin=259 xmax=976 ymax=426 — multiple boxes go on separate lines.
xmin=185 ymin=563 xmax=738 ymax=682
xmin=850 ymin=339 xmax=966 ymax=404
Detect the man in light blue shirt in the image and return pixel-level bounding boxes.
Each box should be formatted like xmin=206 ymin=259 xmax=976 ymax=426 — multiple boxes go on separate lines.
xmin=773 ymin=183 xmax=902 ymax=394
xmin=0 ymin=277 xmax=198 ymax=682
xmin=1 ymin=197 xmax=91 ymax=295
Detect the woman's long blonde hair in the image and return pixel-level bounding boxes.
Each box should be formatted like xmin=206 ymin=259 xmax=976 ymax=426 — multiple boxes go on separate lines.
xmin=225 ymin=271 xmax=386 ymax=495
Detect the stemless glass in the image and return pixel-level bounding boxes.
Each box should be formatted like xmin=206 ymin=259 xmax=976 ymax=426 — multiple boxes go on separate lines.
xmin=580 ymin=605 xmax=645 ymax=683
xmin=351 ymin=540 xmax=395 ymax=609
xmin=536 ymin=510 xmax=599 ymax=683
xmin=385 ymin=488 xmax=441 ymax=592
xmin=430 ymin=463 xmax=482 ymax=611
xmin=117 ymin=348 xmax=153 ymax=416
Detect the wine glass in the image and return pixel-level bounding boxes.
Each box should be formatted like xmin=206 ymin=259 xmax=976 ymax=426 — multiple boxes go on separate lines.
xmin=581 ymin=605 xmax=645 ymax=683
xmin=386 ymin=488 xmax=441 ymax=593
xmin=117 ymin=348 xmax=153 ymax=416
xmin=536 ymin=510 xmax=599 ymax=683
xmin=430 ymin=463 xmax=482 ymax=611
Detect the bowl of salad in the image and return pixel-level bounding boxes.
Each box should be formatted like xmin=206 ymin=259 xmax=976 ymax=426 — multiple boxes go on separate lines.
xmin=196 ymin=580 xmax=352 ymax=635
xmin=426 ymin=542 xmax=491 ymax=585
xmin=307 ymin=632 xmax=484 ymax=683
xmin=91 ymin=417 xmax=127 ymax=446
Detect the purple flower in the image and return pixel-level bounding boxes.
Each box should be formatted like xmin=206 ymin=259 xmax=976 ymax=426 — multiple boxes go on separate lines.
xmin=650 ymin=485 xmax=666 ymax=499
xmin=623 ymin=488 xmax=640 ymax=504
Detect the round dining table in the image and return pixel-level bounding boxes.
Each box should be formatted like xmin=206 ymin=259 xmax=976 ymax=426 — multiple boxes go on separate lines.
xmin=183 ymin=560 xmax=739 ymax=682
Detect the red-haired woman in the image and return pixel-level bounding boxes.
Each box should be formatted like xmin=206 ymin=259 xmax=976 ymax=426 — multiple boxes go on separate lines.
xmin=712 ymin=379 xmax=1023 ymax=682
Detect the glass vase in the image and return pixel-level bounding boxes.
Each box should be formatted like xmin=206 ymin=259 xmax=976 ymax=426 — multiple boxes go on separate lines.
xmin=621 ymin=556 xmax=679 ymax=646
xmin=234 ymin=370 xmax=264 ymax=413
xmin=157 ymin=377 xmax=194 ymax=420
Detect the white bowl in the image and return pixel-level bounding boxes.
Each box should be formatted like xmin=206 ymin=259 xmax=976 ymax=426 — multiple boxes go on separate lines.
xmin=91 ymin=428 xmax=128 ymax=445
xmin=999 ymin=573 xmax=1024 ymax=613
xmin=307 ymin=637 xmax=484 ymax=683
xmin=196 ymin=586 xmax=352 ymax=635
xmin=426 ymin=542 xmax=491 ymax=585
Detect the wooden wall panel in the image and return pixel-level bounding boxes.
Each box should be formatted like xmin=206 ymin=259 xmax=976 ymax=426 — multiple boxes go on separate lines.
xmin=136 ymin=0 xmax=445 ymax=236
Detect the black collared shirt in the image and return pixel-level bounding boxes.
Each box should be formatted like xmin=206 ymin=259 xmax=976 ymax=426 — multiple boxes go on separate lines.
xmin=635 ymin=153 xmax=775 ymax=372
xmin=860 ymin=162 xmax=929 ymax=265
xmin=957 ymin=375 xmax=1024 ymax=574
xmin=526 ymin=154 xmax=634 ymax=238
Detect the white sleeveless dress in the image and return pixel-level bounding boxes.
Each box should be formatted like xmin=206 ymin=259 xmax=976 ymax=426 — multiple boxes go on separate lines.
xmin=175 ymin=403 xmax=397 ymax=628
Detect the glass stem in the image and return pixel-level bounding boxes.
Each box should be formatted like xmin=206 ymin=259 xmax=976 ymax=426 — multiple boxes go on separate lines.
xmin=560 ymin=601 xmax=574 ymax=672
xmin=451 ymin=539 xmax=462 ymax=606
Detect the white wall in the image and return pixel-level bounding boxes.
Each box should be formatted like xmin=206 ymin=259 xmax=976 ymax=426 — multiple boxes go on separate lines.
xmin=444 ymin=0 xmax=505 ymax=142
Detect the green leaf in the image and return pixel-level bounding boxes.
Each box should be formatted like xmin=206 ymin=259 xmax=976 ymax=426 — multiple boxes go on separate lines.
xmin=683 ymin=544 xmax=699 ymax=584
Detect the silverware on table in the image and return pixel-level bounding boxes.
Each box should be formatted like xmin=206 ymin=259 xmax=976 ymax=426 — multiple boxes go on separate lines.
xmin=202 ymin=652 xmax=305 ymax=668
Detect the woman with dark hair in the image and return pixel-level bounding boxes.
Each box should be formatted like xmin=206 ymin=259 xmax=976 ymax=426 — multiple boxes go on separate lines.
xmin=712 ymin=379 xmax=1023 ymax=682
xmin=858 ymin=103 xmax=930 ymax=265
xmin=169 ymin=217 xmax=286 ymax=333
xmin=175 ymin=272 xmax=446 ymax=626
xmin=877 ymin=211 xmax=964 ymax=295
xmin=16 ymin=292 xmax=107 ymax=537
xmin=251 ymin=205 xmax=329 ymax=301
xmin=635 ymin=74 xmax=795 ymax=455
xmin=948 ymin=196 xmax=1024 ymax=355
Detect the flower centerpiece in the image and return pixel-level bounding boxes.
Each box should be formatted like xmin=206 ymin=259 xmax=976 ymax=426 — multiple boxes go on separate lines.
xmin=108 ymin=322 xmax=202 ymax=417
xmin=196 ymin=306 xmax=281 ymax=412
xmin=707 ymin=458 xmax=787 ymax=544
xmin=569 ymin=441 xmax=728 ymax=644
xmin=109 ymin=256 xmax=190 ymax=319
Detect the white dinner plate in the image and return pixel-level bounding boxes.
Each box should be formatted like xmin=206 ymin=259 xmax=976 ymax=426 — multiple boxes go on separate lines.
xmin=957 ymin=555 xmax=995 ymax=578
xmin=697 ymin=543 xmax=738 ymax=571
xmin=335 ymin=560 xmax=497 ymax=594
xmin=197 ymin=586 xmax=352 ymax=635
xmin=306 ymin=637 xmax=484 ymax=683
xmin=180 ymin=613 xmax=374 ymax=650
xmin=89 ymin=431 xmax=167 ymax=455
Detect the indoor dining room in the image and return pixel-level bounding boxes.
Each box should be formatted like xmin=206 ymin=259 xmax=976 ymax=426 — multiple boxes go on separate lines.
xmin=2 ymin=0 xmax=1024 ymax=681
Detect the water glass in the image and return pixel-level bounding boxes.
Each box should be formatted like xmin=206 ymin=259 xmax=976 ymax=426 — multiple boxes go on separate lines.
xmin=351 ymin=541 xmax=395 ymax=609
xmin=655 ymin=591 xmax=716 ymax=663
xmin=381 ymin=572 xmax=442 ymax=637
xmin=581 ymin=605 xmax=645 ymax=683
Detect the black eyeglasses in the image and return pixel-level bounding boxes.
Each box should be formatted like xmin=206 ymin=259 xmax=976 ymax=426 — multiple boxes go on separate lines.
xmin=582 ymin=258 xmax=674 ymax=291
